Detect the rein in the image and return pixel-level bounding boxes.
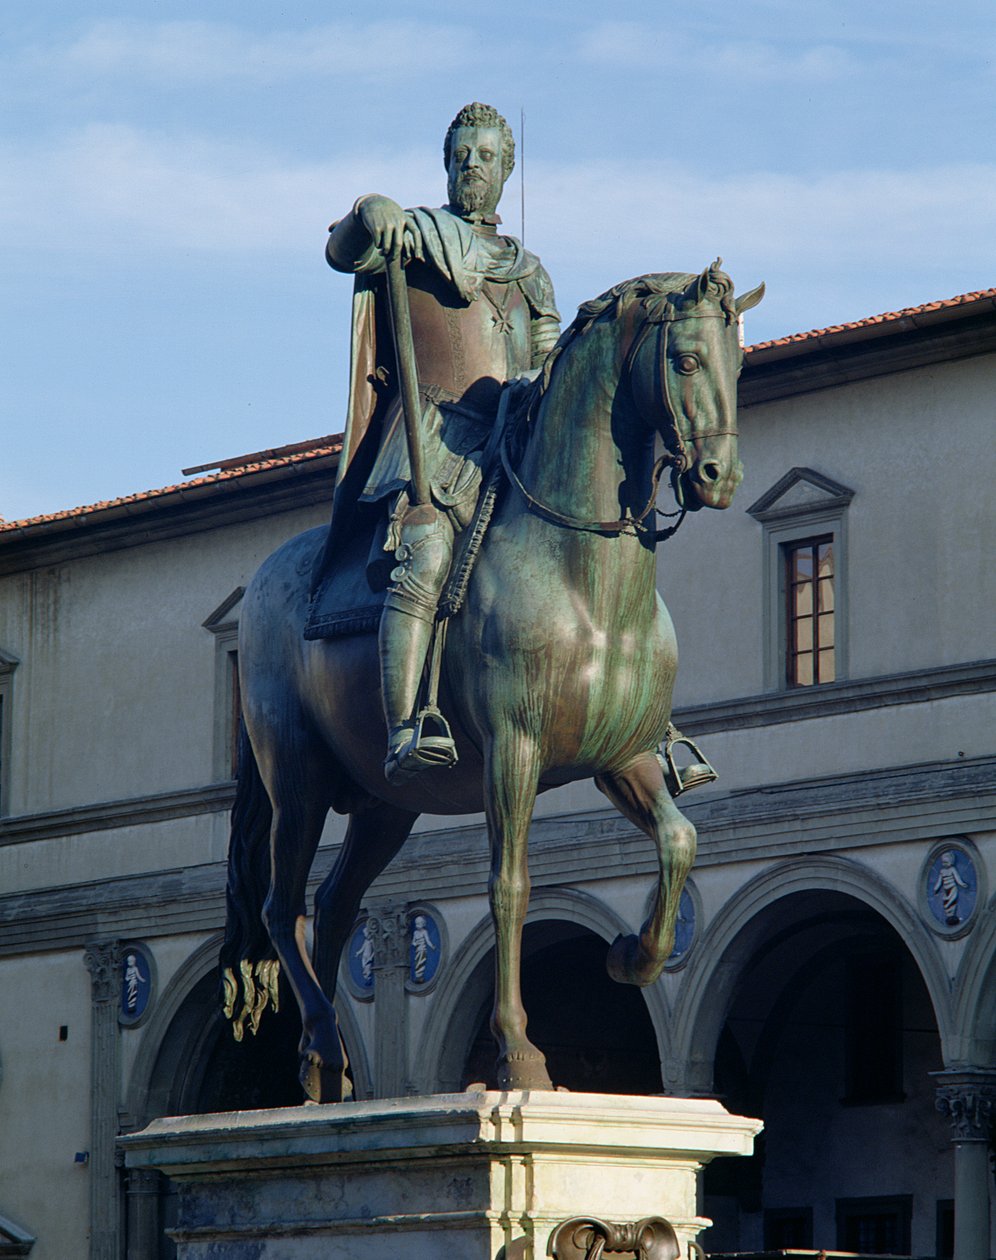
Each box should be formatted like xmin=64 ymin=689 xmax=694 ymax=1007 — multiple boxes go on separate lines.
xmin=501 ymin=303 xmax=735 ymax=543
xmin=500 ymin=437 xmax=673 ymax=539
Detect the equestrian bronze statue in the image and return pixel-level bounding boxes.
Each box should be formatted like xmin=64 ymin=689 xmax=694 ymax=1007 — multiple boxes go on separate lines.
xmin=220 ymin=103 xmax=764 ymax=1103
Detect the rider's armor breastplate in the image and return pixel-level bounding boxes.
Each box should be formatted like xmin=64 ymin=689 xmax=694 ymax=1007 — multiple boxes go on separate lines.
xmin=360 ymin=247 xmax=534 ymax=506
xmin=406 ymin=262 xmax=533 ymax=415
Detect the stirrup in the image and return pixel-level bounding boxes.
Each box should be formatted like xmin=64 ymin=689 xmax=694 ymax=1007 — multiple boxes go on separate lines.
xmin=657 ymin=723 xmax=718 ymax=797
xmin=384 ymin=707 xmax=458 ymax=783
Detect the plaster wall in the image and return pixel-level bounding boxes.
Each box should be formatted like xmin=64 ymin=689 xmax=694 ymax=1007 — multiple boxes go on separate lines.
xmin=674 ymin=690 xmax=991 ymax=796
xmin=0 ymin=950 xmax=92 ymax=1260
xmin=664 ymin=353 xmax=996 ymax=705
xmin=0 ymin=502 xmax=323 ymax=817
xmin=0 ymin=811 xmax=225 ymax=896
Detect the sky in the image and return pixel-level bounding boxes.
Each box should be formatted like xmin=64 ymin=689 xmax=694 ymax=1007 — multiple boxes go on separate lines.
xmin=1 ymin=2 xmax=994 ymax=522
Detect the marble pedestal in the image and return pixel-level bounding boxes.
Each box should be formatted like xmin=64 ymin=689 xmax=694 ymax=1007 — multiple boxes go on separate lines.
xmin=121 ymin=1090 xmax=761 ymax=1259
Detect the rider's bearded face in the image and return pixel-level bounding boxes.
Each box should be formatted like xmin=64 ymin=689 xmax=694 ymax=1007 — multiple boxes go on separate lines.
xmin=447 ymin=125 xmax=505 ymax=217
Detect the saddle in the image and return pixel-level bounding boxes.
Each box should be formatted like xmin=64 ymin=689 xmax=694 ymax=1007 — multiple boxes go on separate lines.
xmin=302 ymin=468 xmax=502 ymax=641
xmin=303 ymin=379 xmax=529 ymax=642
xmin=303 ymin=512 xmax=390 ymax=641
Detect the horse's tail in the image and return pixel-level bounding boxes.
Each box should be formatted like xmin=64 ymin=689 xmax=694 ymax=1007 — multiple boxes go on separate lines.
xmin=218 ymin=720 xmax=280 ymax=1041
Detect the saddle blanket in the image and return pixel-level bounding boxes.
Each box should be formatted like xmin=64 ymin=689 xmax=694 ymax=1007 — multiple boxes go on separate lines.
xmin=304 ymin=467 xmax=503 ymax=641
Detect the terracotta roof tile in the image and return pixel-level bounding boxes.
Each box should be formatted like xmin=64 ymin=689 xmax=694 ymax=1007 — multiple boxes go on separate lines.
xmin=1 ymin=437 xmax=342 ymax=534
xmin=746 ymin=286 xmax=996 ymax=354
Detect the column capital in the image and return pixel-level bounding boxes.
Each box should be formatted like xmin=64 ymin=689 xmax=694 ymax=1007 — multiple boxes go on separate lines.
xmin=367 ymin=907 xmax=409 ymax=971
xmin=84 ymin=940 xmax=122 ymax=1005
xmin=933 ymin=1068 xmax=996 ymax=1142
xmin=126 ymin=1166 xmax=161 ymax=1195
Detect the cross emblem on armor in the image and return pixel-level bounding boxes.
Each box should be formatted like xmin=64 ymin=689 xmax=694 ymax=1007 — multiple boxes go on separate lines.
xmin=483 ymin=282 xmax=513 ymax=335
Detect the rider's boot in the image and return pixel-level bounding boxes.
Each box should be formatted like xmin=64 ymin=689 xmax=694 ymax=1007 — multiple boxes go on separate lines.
xmin=380 ymin=505 xmax=458 ymax=783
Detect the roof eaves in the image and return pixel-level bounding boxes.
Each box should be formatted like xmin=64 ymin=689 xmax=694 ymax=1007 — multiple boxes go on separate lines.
xmin=1 ymin=441 xmax=342 ymax=541
xmin=745 ymin=288 xmax=996 ymax=365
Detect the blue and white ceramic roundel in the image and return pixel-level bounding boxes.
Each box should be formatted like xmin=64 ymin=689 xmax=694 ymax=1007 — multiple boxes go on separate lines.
xmin=408 ymin=911 xmax=441 ymax=986
xmin=120 ymin=947 xmax=152 ymax=1021
xmin=925 ymin=847 xmax=978 ymax=930
xmin=347 ymin=919 xmax=376 ymax=992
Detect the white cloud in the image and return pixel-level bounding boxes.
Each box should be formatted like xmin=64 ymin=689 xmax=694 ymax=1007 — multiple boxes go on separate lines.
xmin=533 ymin=159 xmax=996 ymax=264
xmin=527 ymin=159 xmax=996 ymax=336
xmin=576 ymin=21 xmax=854 ymax=81
xmin=57 ymin=19 xmax=477 ymax=83
xmin=0 ymin=125 xmax=442 ymax=253
xmin=1 ymin=123 xmax=992 ymax=338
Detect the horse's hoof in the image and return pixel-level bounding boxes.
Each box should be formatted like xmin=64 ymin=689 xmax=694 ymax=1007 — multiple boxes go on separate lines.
xmin=606 ymin=933 xmax=665 ymax=987
xmin=299 ymin=1055 xmax=349 ymax=1104
xmin=497 ymin=1051 xmax=554 ymax=1091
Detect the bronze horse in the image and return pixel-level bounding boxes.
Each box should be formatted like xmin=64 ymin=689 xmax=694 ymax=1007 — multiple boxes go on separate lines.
xmin=221 ymin=261 xmax=763 ymax=1101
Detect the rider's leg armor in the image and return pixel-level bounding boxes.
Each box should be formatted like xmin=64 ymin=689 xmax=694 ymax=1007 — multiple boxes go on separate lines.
xmin=380 ymin=505 xmax=457 ymax=781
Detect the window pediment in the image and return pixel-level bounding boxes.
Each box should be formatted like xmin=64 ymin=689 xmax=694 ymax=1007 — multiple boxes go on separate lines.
xmin=747 ymin=467 xmax=854 ymax=523
xmin=202 ymin=587 xmax=244 ymax=637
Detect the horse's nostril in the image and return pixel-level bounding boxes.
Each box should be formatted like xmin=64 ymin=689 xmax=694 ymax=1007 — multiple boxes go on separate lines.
xmin=700 ymin=460 xmax=721 ymax=483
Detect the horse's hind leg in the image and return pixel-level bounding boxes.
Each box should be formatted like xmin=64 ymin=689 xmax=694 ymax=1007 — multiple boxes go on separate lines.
xmin=312 ymin=800 xmax=418 ymax=1008
xmin=596 ymin=751 xmax=697 ymax=987
xmin=258 ymin=750 xmax=344 ymax=1102
xmin=486 ymin=734 xmax=553 ymax=1091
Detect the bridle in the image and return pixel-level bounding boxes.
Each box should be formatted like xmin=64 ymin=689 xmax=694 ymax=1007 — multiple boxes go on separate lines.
xmin=501 ymin=296 xmax=739 ymax=542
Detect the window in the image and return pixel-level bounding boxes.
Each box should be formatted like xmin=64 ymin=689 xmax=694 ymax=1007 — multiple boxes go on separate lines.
xmin=784 ymin=535 xmax=835 ymax=686
xmin=747 ymin=467 xmax=853 ymax=691
xmin=0 ymin=650 xmax=18 ymax=816
xmin=764 ymin=1207 xmax=813 ymax=1249
xmin=836 ymin=1195 xmax=912 ymax=1256
xmin=203 ymin=588 xmax=244 ymax=781
xmin=227 ymin=649 xmax=242 ymax=780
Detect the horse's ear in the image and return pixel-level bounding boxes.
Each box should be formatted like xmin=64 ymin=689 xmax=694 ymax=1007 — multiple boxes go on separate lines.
xmin=697 ymin=257 xmax=723 ymax=302
xmin=735 ymin=282 xmax=766 ymax=314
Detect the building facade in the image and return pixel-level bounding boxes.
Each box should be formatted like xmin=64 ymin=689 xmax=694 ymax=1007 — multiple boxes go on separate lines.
xmin=0 ymin=290 xmax=994 ymax=1259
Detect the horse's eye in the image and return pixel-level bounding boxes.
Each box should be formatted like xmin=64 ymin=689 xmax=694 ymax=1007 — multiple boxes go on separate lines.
xmin=674 ymin=353 xmax=700 ymax=374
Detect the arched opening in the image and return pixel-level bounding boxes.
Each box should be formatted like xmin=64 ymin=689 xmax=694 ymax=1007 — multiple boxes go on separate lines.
xmin=699 ymin=891 xmax=948 ymax=1257
xmin=131 ymin=967 xmax=365 ymax=1259
xmin=460 ymin=920 xmax=662 ymax=1094
xmin=143 ymin=971 xmax=305 ymax=1120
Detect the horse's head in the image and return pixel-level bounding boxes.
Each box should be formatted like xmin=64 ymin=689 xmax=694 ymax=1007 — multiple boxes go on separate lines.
xmin=628 ymin=262 xmax=764 ymax=511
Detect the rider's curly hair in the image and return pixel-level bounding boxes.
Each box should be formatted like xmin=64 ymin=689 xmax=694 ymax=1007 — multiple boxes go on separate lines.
xmin=444 ymin=102 xmax=515 ymax=179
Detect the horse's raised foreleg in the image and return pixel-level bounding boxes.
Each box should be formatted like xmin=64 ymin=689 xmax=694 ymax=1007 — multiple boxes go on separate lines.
xmin=596 ymin=751 xmax=696 ymax=987
xmin=259 ymin=761 xmax=343 ymax=1102
xmin=312 ymin=799 xmax=418 ymax=1005
xmin=486 ymin=733 xmax=553 ymax=1091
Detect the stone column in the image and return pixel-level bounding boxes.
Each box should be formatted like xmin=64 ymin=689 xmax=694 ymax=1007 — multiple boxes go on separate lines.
xmin=367 ymin=906 xmax=410 ymax=1098
xmin=125 ymin=1167 xmax=163 ymax=1260
xmin=84 ymin=940 xmax=122 ymax=1260
xmin=934 ymin=1068 xmax=996 ymax=1260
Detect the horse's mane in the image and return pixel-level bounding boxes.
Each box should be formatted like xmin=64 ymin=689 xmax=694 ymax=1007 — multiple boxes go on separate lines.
xmin=573 ymin=271 xmax=698 ymax=330
xmin=530 ymin=263 xmax=735 ymax=409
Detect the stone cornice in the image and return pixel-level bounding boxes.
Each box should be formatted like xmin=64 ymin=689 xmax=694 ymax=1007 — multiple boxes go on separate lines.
xmin=0 ymin=782 xmax=236 ymax=847
xmin=1 ymin=755 xmax=991 ymax=958
xmin=672 ymin=658 xmax=996 ymax=733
